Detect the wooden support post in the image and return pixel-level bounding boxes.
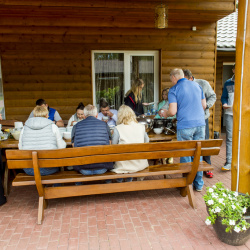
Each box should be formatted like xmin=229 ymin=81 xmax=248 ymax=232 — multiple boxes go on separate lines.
xmin=231 ymin=0 xmax=250 ymax=193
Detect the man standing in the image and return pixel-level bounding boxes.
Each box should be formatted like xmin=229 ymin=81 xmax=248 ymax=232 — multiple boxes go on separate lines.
xmin=97 ymin=99 xmax=118 ymax=126
xmin=161 ymin=68 xmax=206 ymax=191
xmin=221 ymin=64 xmax=235 ymax=171
xmin=71 ymin=104 xmax=113 ymax=175
xmin=183 ymin=69 xmax=216 ymax=178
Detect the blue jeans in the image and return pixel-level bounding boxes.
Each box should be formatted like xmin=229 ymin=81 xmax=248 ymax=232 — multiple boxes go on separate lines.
xmin=75 ymin=168 xmax=108 ymax=185
xmin=203 ymin=118 xmax=211 ymax=165
xmin=79 ymin=168 xmax=107 ymax=175
xmin=177 ymin=126 xmax=205 ymax=190
xmin=24 ymin=167 xmax=60 ymax=176
xmin=225 ymin=114 xmax=233 ymax=164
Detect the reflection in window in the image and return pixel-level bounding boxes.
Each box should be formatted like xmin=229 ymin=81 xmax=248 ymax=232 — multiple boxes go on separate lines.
xmin=0 ymin=59 xmax=5 ymax=119
xmin=94 ymin=53 xmax=124 ymax=110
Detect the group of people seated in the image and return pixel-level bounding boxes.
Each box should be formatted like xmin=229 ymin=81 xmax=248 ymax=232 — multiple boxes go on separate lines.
xmin=19 ymin=97 xmax=149 ymax=182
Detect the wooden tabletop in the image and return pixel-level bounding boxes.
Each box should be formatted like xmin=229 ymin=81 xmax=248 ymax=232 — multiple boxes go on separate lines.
xmin=147 ymin=130 xmax=176 ymax=142
xmin=0 ymin=138 xmax=72 ymax=149
xmin=0 ymin=131 xmax=176 ymax=149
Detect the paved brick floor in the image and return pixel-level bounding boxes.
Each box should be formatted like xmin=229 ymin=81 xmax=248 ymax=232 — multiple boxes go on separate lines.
xmin=1 ymin=133 xmax=249 ymax=250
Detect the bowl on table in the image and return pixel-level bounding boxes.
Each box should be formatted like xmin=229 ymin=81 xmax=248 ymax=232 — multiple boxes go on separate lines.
xmin=11 ymin=130 xmax=21 ymax=140
xmin=153 ymin=128 xmax=163 ymax=135
xmin=63 ymin=132 xmax=71 ymax=140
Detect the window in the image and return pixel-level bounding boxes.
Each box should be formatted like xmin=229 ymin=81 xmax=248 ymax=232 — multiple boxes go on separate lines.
xmin=92 ymin=51 xmax=159 ymax=110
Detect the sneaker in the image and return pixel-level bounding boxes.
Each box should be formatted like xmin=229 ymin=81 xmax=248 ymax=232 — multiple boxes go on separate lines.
xmin=195 ymin=188 xmax=202 ymax=192
xmin=167 ymin=157 xmax=174 ymax=164
xmin=221 ymin=163 xmax=231 ymax=171
xmin=204 ymin=171 xmax=213 ymax=178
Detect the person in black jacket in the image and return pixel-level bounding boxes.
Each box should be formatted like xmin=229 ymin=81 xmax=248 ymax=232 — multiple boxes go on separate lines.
xmin=124 ymin=78 xmax=146 ymax=116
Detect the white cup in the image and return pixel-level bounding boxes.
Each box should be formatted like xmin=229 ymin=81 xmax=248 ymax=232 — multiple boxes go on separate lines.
xmin=66 ymin=126 xmax=73 ymax=132
xmin=103 ymin=116 xmax=109 ymax=121
xmin=0 ymin=124 xmax=2 ymax=131
xmin=14 ymin=122 xmax=23 ymax=129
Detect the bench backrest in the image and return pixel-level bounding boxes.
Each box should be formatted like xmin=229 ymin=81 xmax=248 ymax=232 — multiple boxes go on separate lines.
xmin=6 ymin=139 xmax=223 ymax=169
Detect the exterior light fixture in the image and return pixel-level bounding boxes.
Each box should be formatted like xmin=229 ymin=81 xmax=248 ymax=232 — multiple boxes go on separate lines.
xmin=155 ymin=3 xmax=168 ymax=29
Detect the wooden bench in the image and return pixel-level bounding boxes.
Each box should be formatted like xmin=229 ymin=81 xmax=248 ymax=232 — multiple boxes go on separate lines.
xmin=6 ymin=139 xmax=222 ymax=224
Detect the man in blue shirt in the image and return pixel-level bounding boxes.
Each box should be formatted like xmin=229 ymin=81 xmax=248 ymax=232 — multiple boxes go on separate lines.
xmin=161 ymin=68 xmax=206 ymax=191
xmin=28 ymin=99 xmax=64 ymax=127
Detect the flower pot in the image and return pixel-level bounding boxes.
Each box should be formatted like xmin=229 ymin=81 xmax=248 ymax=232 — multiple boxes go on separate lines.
xmin=212 ymin=216 xmax=250 ymax=246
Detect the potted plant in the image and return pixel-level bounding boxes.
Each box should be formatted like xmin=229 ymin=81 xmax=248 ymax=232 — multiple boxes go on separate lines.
xmin=203 ymin=182 xmax=250 ymax=246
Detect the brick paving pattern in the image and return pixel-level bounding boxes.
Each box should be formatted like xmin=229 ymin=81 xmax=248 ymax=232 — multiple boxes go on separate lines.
xmin=1 ymin=133 xmax=249 ymax=249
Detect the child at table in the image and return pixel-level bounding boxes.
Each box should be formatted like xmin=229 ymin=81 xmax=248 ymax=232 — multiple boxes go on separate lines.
xmin=155 ymin=88 xmax=170 ymax=118
xmin=155 ymin=88 xmax=176 ymax=119
xmin=19 ymin=106 xmax=66 ymax=176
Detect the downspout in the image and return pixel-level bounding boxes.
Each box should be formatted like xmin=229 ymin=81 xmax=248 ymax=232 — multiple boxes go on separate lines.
xmin=236 ymin=0 xmax=248 ymax=192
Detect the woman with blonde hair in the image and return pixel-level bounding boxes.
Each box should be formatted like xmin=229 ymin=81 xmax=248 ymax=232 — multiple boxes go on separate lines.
xmin=111 ymin=105 xmax=149 ymax=182
xmin=124 ymin=78 xmax=145 ymax=116
xmin=19 ymin=106 xmax=66 ymax=176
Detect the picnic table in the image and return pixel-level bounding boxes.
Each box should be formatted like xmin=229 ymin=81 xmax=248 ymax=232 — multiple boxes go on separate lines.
xmin=0 ymin=131 xmax=176 ymax=149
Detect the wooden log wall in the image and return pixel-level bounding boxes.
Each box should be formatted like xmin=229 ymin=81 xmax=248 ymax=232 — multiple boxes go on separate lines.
xmin=215 ymin=51 xmax=235 ymax=133
xmin=0 ymin=22 xmax=217 ymax=134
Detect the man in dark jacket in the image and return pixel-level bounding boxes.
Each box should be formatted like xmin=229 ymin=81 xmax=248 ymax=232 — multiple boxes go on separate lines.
xmin=71 ymin=104 xmax=113 ymax=175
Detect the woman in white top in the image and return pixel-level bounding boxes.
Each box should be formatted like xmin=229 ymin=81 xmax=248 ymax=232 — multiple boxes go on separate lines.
xmin=67 ymin=102 xmax=85 ymax=127
xmin=111 ymin=105 xmax=149 ymax=182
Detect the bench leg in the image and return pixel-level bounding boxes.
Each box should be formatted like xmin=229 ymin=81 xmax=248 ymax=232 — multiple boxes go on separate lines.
xmin=180 ymin=186 xmax=187 ymax=197
xmin=38 ymin=196 xmax=45 ymax=224
xmin=186 ymin=184 xmax=197 ymax=209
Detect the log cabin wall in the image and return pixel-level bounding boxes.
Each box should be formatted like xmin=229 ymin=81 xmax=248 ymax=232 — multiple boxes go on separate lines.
xmin=215 ymin=51 xmax=235 ymax=133
xmin=0 ymin=0 xmax=235 ymax=136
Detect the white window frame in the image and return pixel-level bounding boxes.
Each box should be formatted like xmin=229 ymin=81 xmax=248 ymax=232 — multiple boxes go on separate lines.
xmin=92 ymin=50 xmax=159 ymax=107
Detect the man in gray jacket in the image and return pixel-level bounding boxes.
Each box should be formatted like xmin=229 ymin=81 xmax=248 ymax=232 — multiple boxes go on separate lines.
xmin=183 ymin=70 xmax=216 ymax=178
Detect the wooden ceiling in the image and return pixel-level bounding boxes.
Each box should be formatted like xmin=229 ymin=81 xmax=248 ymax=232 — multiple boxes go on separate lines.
xmin=0 ymin=0 xmax=236 ymax=28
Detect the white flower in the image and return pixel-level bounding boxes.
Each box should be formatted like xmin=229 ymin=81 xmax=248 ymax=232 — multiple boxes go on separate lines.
xmin=234 ymin=226 xmax=241 ymax=233
xmin=208 ymin=188 xmax=214 ymax=193
xmin=215 ymin=207 xmax=221 ymax=213
xmin=211 ymin=209 xmax=215 ymax=213
xmin=208 ymin=200 xmax=214 ymax=205
xmin=212 ymin=193 xmax=218 ymax=198
xmin=232 ymin=205 xmax=236 ymax=210
xmin=243 ymin=207 xmax=247 ymax=214
xmin=234 ymin=192 xmax=238 ymax=197
xmin=212 ymin=185 xmax=216 ymax=188
xmin=229 ymin=197 xmax=232 ymax=201
xmin=205 ymin=219 xmax=211 ymax=225
xmin=229 ymin=220 xmax=235 ymax=225
xmin=218 ymin=198 xmax=224 ymax=203
xmin=222 ymin=193 xmax=227 ymax=197
xmin=242 ymin=226 xmax=247 ymax=231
